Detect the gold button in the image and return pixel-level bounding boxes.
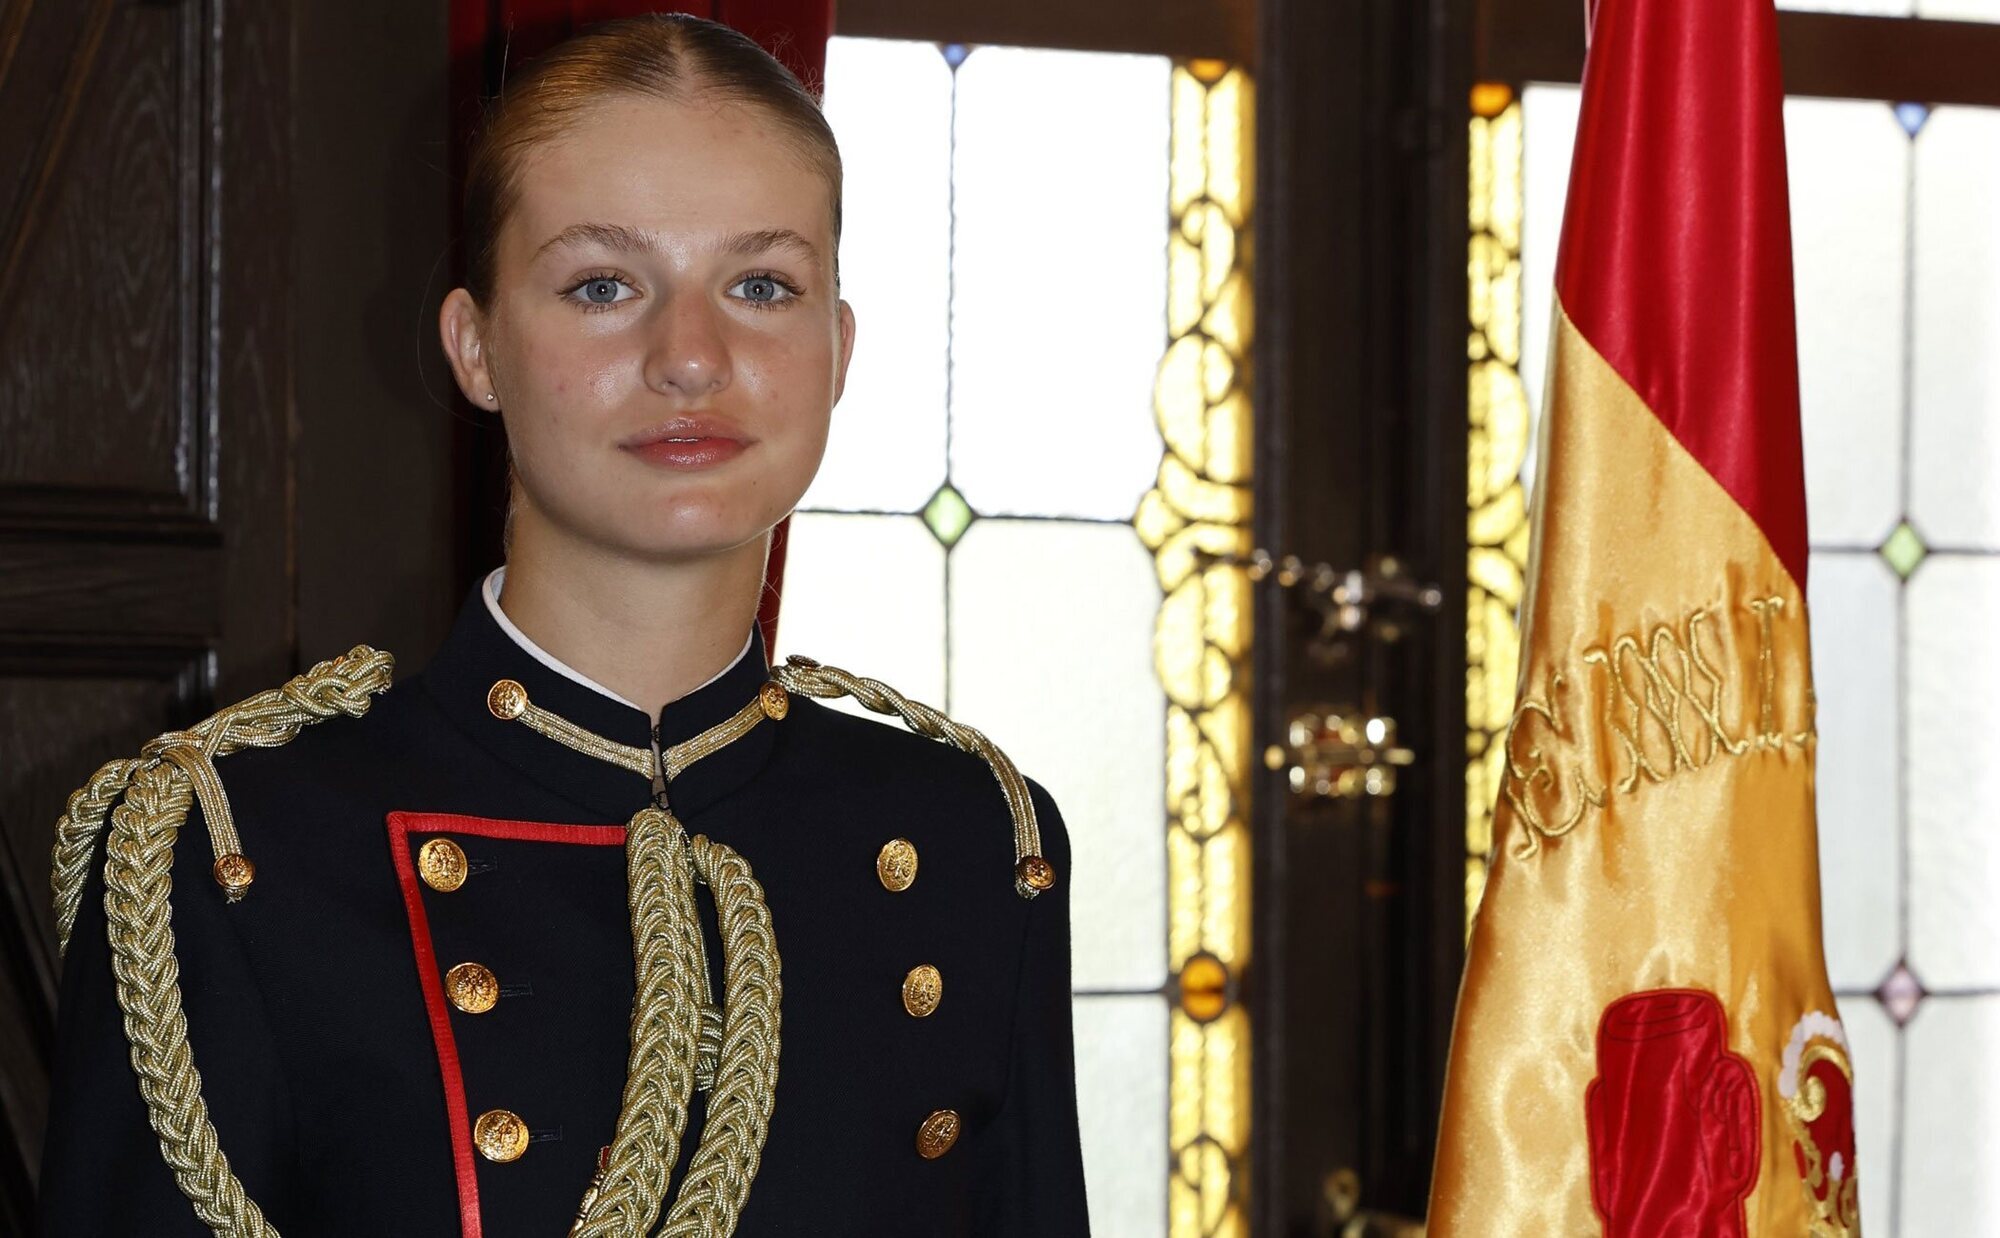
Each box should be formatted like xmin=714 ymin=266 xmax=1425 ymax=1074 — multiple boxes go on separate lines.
xmin=487 ymin=679 xmax=528 ymax=720
xmin=211 ymin=853 xmax=255 ymax=899
xmin=877 ymin=839 xmax=918 ymax=893
xmin=418 ymin=837 xmax=468 ymax=892
xmin=759 ymin=681 xmax=790 ymax=720
xmin=446 ymin=962 xmax=500 ymax=1014
xmin=916 ymin=1109 xmax=961 ymax=1159
xmin=902 ymin=964 xmax=943 ymax=1018
xmin=1016 ymin=855 xmax=1056 ymax=892
xmin=473 ymin=1108 xmax=530 ymax=1162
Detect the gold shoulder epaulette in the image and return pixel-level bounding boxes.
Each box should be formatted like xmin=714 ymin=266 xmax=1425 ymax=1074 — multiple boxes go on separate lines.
xmin=767 ymin=653 xmax=1054 ymax=900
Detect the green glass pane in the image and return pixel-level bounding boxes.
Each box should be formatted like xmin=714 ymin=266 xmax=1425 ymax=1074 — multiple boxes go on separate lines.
xmin=921 ymin=482 xmax=975 ymax=548
xmin=1880 ymin=520 xmax=1928 ymax=579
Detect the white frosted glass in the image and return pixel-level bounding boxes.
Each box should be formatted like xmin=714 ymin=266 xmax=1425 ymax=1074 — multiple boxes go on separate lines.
xmin=1918 ymin=0 xmax=2000 ymax=17
xmin=772 ymin=512 xmax=945 ymax=718
xmin=948 ymin=520 xmax=1166 ymax=990
xmin=1808 ymin=552 xmax=1903 ymax=990
xmin=1073 ymin=995 xmax=1169 ymax=1238
xmin=1904 ymin=997 xmax=2000 ymax=1236
xmin=1907 ymin=558 xmax=2000 ymax=988
xmin=1911 ymin=107 xmax=2000 ymax=551
xmin=1520 ymin=82 xmax=1581 ymax=499
xmin=809 ymin=38 xmax=951 ymax=513
xmin=1834 ymin=994 xmax=1896 ymax=1238
xmin=1788 ymin=99 xmax=1909 ymax=548
xmin=1777 ymin=0 xmax=1913 ymax=11
xmin=949 ymin=47 xmax=1170 ymax=520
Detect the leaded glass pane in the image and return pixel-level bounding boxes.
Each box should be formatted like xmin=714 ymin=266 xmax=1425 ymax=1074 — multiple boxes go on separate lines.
xmin=1902 ymin=997 xmax=2000 ymax=1233
xmin=1911 ymin=106 xmax=2000 ymax=551
xmin=1906 ymin=557 xmax=2000 ymax=988
xmin=1520 ymin=82 xmax=1580 ymax=477
xmin=1074 ymin=995 xmax=1170 ymax=1238
xmin=1776 ymin=0 xmax=1913 ymax=12
xmin=948 ymin=519 xmax=1167 ymax=991
xmin=1808 ymin=551 xmax=1902 ymax=991
xmin=774 ymin=512 xmax=946 ymax=716
xmin=1788 ymin=98 xmax=1910 ymax=548
xmin=809 ymin=37 xmax=952 ymax=513
xmin=1917 ymin=0 xmax=2000 ymax=18
xmin=949 ymin=46 xmax=1170 ymax=520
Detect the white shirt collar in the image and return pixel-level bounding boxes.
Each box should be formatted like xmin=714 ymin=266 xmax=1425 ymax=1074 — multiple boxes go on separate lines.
xmin=483 ymin=565 xmax=755 ymax=715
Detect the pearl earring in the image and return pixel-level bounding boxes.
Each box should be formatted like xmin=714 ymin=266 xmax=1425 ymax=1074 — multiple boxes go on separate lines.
xmin=484 ymin=393 xmax=496 ymax=403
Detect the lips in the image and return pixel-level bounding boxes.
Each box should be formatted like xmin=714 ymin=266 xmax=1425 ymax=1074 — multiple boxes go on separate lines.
xmin=620 ymin=414 xmax=751 ymax=448
xmin=619 ymin=415 xmax=753 ymax=471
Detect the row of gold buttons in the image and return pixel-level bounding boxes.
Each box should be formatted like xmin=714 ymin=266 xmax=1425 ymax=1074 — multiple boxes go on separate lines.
xmin=878 ymin=837 xmax=960 ymax=1159
xmin=418 ymin=835 xmax=525 ymax=1161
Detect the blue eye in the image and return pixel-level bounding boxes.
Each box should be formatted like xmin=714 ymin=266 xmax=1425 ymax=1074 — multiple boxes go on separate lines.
xmin=733 ymin=273 xmax=800 ymax=308
xmin=564 ymin=274 xmax=636 ymax=310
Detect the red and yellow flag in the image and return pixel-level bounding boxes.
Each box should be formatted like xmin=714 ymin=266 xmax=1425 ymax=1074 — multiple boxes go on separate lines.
xmin=1429 ymin=1 xmax=1859 ymax=1234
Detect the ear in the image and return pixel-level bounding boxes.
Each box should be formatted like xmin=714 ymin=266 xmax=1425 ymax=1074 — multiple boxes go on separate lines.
xmin=832 ymin=298 xmax=857 ymax=406
xmin=440 ymin=287 xmax=499 ymax=408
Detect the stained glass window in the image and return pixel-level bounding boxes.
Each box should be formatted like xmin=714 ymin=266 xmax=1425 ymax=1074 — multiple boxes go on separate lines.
xmin=804 ymin=39 xmax=1254 ymax=1237
xmin=1777 ymin=0 xmax=2000 ymax=18
xmin=1489 ymin=83 xmax=2000 ymax=1237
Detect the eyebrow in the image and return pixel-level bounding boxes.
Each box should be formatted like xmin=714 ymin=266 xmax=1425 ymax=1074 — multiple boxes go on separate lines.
xmin=533 ymin=222 xmax=821 ymax=267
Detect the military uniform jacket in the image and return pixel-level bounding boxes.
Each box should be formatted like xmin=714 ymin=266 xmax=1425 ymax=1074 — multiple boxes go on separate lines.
xmin=39 ymin=585 xmax=1090 ymax=1236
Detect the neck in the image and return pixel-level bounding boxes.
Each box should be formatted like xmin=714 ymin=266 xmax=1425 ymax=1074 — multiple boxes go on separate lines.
xmin=497 ymin=511 xmax=767 ymax=720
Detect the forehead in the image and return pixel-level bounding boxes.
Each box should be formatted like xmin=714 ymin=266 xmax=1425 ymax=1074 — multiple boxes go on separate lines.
xmin=504 ymin=93 xmax=828 ymax=253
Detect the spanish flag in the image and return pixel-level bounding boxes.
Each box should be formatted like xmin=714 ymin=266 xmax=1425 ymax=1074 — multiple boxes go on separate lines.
xmin=1428 ymin=1 xmax=1860 ymax=1234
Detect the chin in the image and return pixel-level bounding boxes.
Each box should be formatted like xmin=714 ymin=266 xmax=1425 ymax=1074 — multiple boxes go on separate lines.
xmin=604 ymin=501 xmax=792 ymax=564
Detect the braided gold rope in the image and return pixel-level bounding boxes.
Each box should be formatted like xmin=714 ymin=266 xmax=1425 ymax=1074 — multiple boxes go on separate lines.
xmin=491 ymin=679 xmax=784 ymax=1237
xmin=660 ymin=835 xmax=780 ymax=1237
xmin=571 ymin=821 xmax=781 ymax=1237
xmin=569 ymin=807 xmax=705 ymax=1236
xmin=49 ymin=646 xmax=396 ymax=1237
xmin=52 ymin=756 xmax=143 ymax=951
xmin=768 ymin=655 xmax=1050 ymax=898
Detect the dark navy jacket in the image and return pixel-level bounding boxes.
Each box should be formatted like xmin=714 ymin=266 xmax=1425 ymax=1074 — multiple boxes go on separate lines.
xmin=39 ymin=586 xmax=1088 ymax=1236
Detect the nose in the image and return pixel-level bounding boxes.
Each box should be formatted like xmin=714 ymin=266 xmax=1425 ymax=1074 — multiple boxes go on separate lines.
xmin=642 ymin=286 xmax=733 ymax=399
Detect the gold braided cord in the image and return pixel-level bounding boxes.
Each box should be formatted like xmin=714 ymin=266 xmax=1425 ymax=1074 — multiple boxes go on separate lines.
xmin=51 ymin=756 xmax=143 ymax=951
xmin=768 ymin=656 xmax=1048 ymax=899
xmin=497 ymin=684 xmax=786 ymax=1238
xmin=516 ymin=702 xmax=657 ymax=778
xmin=570 ymin=807 xmax=706 ymax=1237
xmin=106 ymin=759 xmax=274 ymax=1235
xmin=662 ymin=699 xmax=767 ymax=779
xmin=53 ymin=646 xmax=396 ymax=958
xmin=47 ymin=646 xmax=396 ymax=1237
xmin=659 ymin=835 xmax=780 ymax=1237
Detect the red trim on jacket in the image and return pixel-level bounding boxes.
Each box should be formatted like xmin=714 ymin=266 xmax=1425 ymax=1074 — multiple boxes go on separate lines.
xmin=385 ymin=812 xmax=629 ymax=1238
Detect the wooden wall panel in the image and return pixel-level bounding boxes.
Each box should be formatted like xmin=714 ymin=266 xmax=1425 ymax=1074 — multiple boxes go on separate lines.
xmin=0 ymin=2 xmax=203 ymax=515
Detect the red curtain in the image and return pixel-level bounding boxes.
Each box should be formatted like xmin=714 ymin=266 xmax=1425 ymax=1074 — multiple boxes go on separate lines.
xmin=448 ymin=0 xmax=835 ymax=658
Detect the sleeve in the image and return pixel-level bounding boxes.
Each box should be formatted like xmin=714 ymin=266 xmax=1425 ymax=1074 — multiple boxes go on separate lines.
xmin=974 ymin=778 xmax=1091 ymax=1236
xmin=38 ymin=797 xmax=298 ymax=1236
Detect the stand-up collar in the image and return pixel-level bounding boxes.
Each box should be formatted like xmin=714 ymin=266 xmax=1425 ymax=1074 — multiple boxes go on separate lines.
xmin=419 ymin=583 xmax=777 ymax=823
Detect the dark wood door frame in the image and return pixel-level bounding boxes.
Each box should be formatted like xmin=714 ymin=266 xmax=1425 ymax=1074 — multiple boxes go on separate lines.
xmin=1251 ymin=0 xmax=1472 ymax=1231
xmin=1479 ymin=0 xmax=2000 ymax=103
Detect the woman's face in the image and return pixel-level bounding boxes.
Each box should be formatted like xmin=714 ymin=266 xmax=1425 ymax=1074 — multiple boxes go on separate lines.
xmin=442 ymin=92 xmax=853 ymax=562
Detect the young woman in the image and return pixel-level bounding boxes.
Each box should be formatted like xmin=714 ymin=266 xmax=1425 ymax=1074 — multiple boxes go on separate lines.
xmin=39 ymin=15 xmax=1087 ymax=1236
